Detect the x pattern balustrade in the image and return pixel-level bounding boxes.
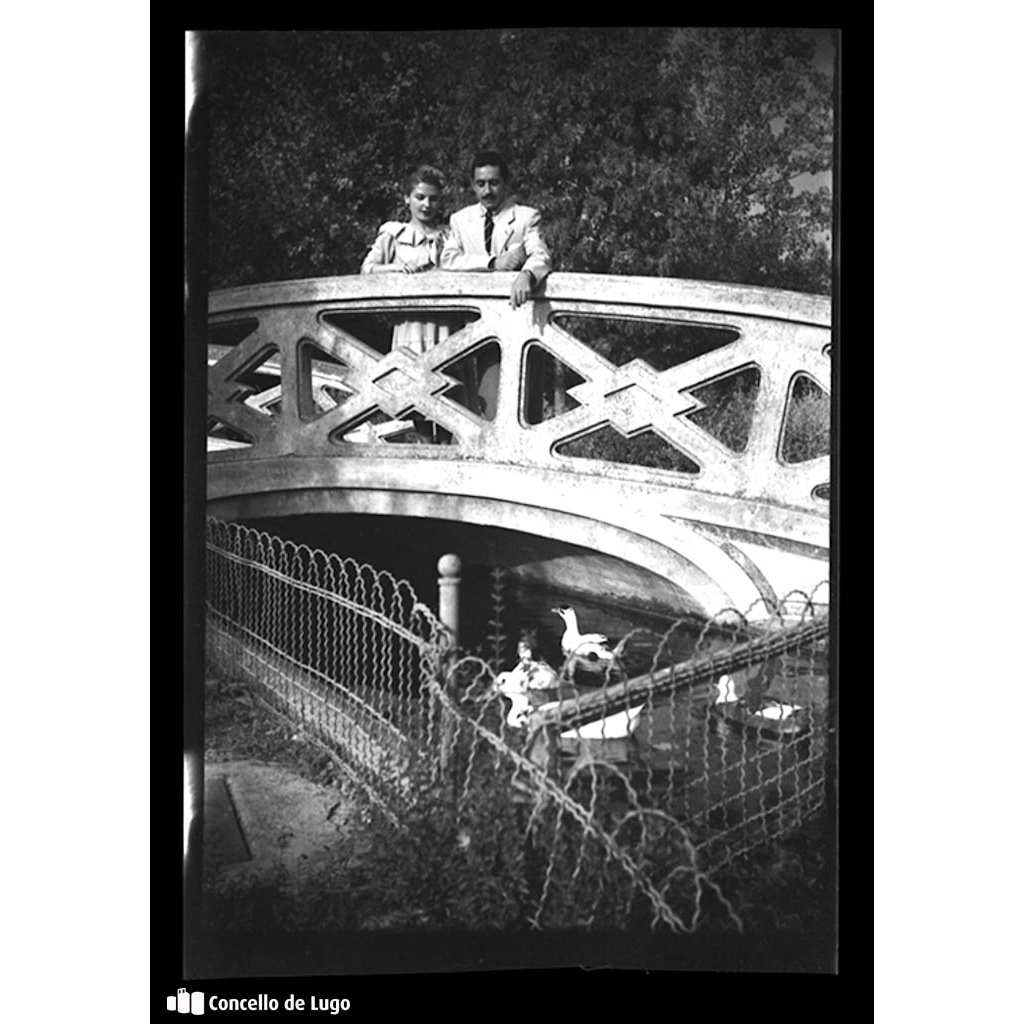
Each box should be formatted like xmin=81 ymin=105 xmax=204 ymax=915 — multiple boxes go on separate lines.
xmin=206 ymin=274 xmax=830 ymax=516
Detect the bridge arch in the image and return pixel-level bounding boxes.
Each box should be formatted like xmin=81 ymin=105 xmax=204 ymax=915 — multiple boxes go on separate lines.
xmin=206 ymin=273 xmax=830 ymax=620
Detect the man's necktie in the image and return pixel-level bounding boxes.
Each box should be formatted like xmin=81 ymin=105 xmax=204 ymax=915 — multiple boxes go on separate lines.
xmin=484 ymin=210 xmax=494 ymax=255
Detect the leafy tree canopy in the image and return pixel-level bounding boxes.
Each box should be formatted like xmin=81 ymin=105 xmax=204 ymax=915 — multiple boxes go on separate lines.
xmin=200 ymin=28 xmax=833 ymax=294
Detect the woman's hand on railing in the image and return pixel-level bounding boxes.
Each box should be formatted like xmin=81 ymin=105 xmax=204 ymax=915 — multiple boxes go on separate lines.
xmin=368 ymin=260 xmax=428 ymax=274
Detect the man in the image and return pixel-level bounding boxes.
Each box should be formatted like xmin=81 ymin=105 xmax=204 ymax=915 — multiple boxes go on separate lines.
xmin=441 ymin=150 xmax=552 ymax=310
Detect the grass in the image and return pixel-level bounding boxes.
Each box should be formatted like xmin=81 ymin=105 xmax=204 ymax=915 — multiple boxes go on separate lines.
xmin=702 ymin=816 xmax=835 ymax=937
xmin=204 ymin=672 xmax=344 ymax=788
xmin=202 ymin=668 xmax=833 ymax=943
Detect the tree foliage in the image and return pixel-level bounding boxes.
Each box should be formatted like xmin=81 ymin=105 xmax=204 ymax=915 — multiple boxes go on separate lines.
xmin=200 ymin=28 xmax=833 ymax=294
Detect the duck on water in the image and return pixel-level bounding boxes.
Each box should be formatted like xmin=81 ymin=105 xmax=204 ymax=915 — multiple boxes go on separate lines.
xmin=552 ymin=605 xmax=618 ymax=675
xmin=493 ymin=617 xmax=644 ymax=743
xmin=711 ymin=673 xmax=811 ymax=741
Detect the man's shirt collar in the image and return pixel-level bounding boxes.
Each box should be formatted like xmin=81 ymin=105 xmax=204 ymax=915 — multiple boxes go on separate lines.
xmin=477 ymin=199 xmax=514 ymax=219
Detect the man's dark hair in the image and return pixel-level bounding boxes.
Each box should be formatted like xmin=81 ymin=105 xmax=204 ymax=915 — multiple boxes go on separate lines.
xmin=471 ymin=150 xmax=509 ymax=180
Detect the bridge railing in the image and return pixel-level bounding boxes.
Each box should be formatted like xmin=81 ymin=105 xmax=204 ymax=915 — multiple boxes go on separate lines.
xmin=206 ymin=273 xmax=831 ymax=517
xmin=204 ymin=516 xmax=832 ymax=932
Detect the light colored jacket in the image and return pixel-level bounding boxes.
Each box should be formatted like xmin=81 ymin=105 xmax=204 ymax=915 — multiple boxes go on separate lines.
xmin=440 ymin=202 xmax=552 ymax=284
xmin=360 ymin=221 xmax=448 ymax=274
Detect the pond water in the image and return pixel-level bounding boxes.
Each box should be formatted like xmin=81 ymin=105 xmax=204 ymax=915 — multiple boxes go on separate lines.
xmin=448 ymin=555 xmax=830 ymax=841
xmin=237 ymin=513 xmax=831 ymax=833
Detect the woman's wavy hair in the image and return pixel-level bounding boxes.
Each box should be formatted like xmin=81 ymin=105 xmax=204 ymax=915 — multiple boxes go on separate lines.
xmin=404 ymin=164 xmax=447 ymax=194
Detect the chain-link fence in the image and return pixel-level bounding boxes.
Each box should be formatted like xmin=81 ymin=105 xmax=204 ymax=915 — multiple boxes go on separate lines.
xmin=205 ymin=517 xmax=832 ymax=931
xmin=205 ymin=517 xmax=454 ymax=818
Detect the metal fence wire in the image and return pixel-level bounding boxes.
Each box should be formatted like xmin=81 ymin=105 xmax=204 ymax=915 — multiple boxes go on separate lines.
xmin=205 ymin=517 xmax=455 ymax=818
xmin=205 ymin=516 xmax=832 ymax=932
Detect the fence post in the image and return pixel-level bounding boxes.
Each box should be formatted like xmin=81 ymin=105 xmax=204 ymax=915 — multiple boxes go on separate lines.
xmin=437 ymin=553 xmax=461 ymax=647
xmin=436 ymin=553 xmax=461 ymax=777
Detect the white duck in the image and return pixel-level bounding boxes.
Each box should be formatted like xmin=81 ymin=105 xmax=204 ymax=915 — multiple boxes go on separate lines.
xmin=513 ymin=639 xmax=560 ymax=690
xmin=493 ymin=673 xmax=532 ymax=728
xmin=552 ymin=606 xmax=616 ymax=673
xmin=714 ymin=674 xmax=739 ymax=705
xmin=494 ymin=640 xmax=559 ymax=727
xmin=715 ymin=674 xmax=804 ymax=720
xmin=495 ymin=638 xmax=642 ymax=738
xmin=496 ymin=679 xmax=643 ymax=740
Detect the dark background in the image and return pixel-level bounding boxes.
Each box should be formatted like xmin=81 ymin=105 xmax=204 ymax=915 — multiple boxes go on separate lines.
xmin=198 ymin=28 xmax=834 ymax=294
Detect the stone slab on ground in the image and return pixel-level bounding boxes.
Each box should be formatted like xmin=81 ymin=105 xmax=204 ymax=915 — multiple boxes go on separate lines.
xmin=204 ymin=760 xmax=358 ymax=888
xmin=204 ymin=775 xmax=251 ymax=865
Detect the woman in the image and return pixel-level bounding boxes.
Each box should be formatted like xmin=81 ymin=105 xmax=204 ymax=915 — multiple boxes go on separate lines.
xmin=361 ymin=165 xmax=451 ymax=354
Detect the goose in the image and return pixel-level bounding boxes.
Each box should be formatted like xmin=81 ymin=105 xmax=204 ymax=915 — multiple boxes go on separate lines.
xmin=552 ymin=606 xmax=616 ymax=672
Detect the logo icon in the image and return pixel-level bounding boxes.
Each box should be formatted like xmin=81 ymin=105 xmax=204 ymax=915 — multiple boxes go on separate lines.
xmin=167 ymin=988 xmax=205 ymax=1015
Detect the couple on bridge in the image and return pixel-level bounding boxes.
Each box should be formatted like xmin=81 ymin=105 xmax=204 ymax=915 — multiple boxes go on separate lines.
xmin=359 ymin=150 xmax=553 ymax=427
xmin=361 ymin=149 xmax=552 ymax=311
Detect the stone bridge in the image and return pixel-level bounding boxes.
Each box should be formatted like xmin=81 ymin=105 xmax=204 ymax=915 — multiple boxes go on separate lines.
xmin=205 ymin=272 xmax=830 ymax=621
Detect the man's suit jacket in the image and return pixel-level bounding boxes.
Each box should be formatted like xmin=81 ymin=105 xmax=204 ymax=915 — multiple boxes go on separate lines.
xmin=440 ymin=201 xmax=552 ymax=284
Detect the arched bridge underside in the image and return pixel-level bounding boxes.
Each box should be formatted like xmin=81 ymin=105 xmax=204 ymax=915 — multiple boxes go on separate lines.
xmin=206 ymin=273 xmax=831 ymax=621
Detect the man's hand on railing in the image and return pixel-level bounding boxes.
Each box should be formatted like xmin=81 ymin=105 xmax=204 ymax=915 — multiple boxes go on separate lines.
xmin=510 ymin=270 xmax=535 ymax=309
